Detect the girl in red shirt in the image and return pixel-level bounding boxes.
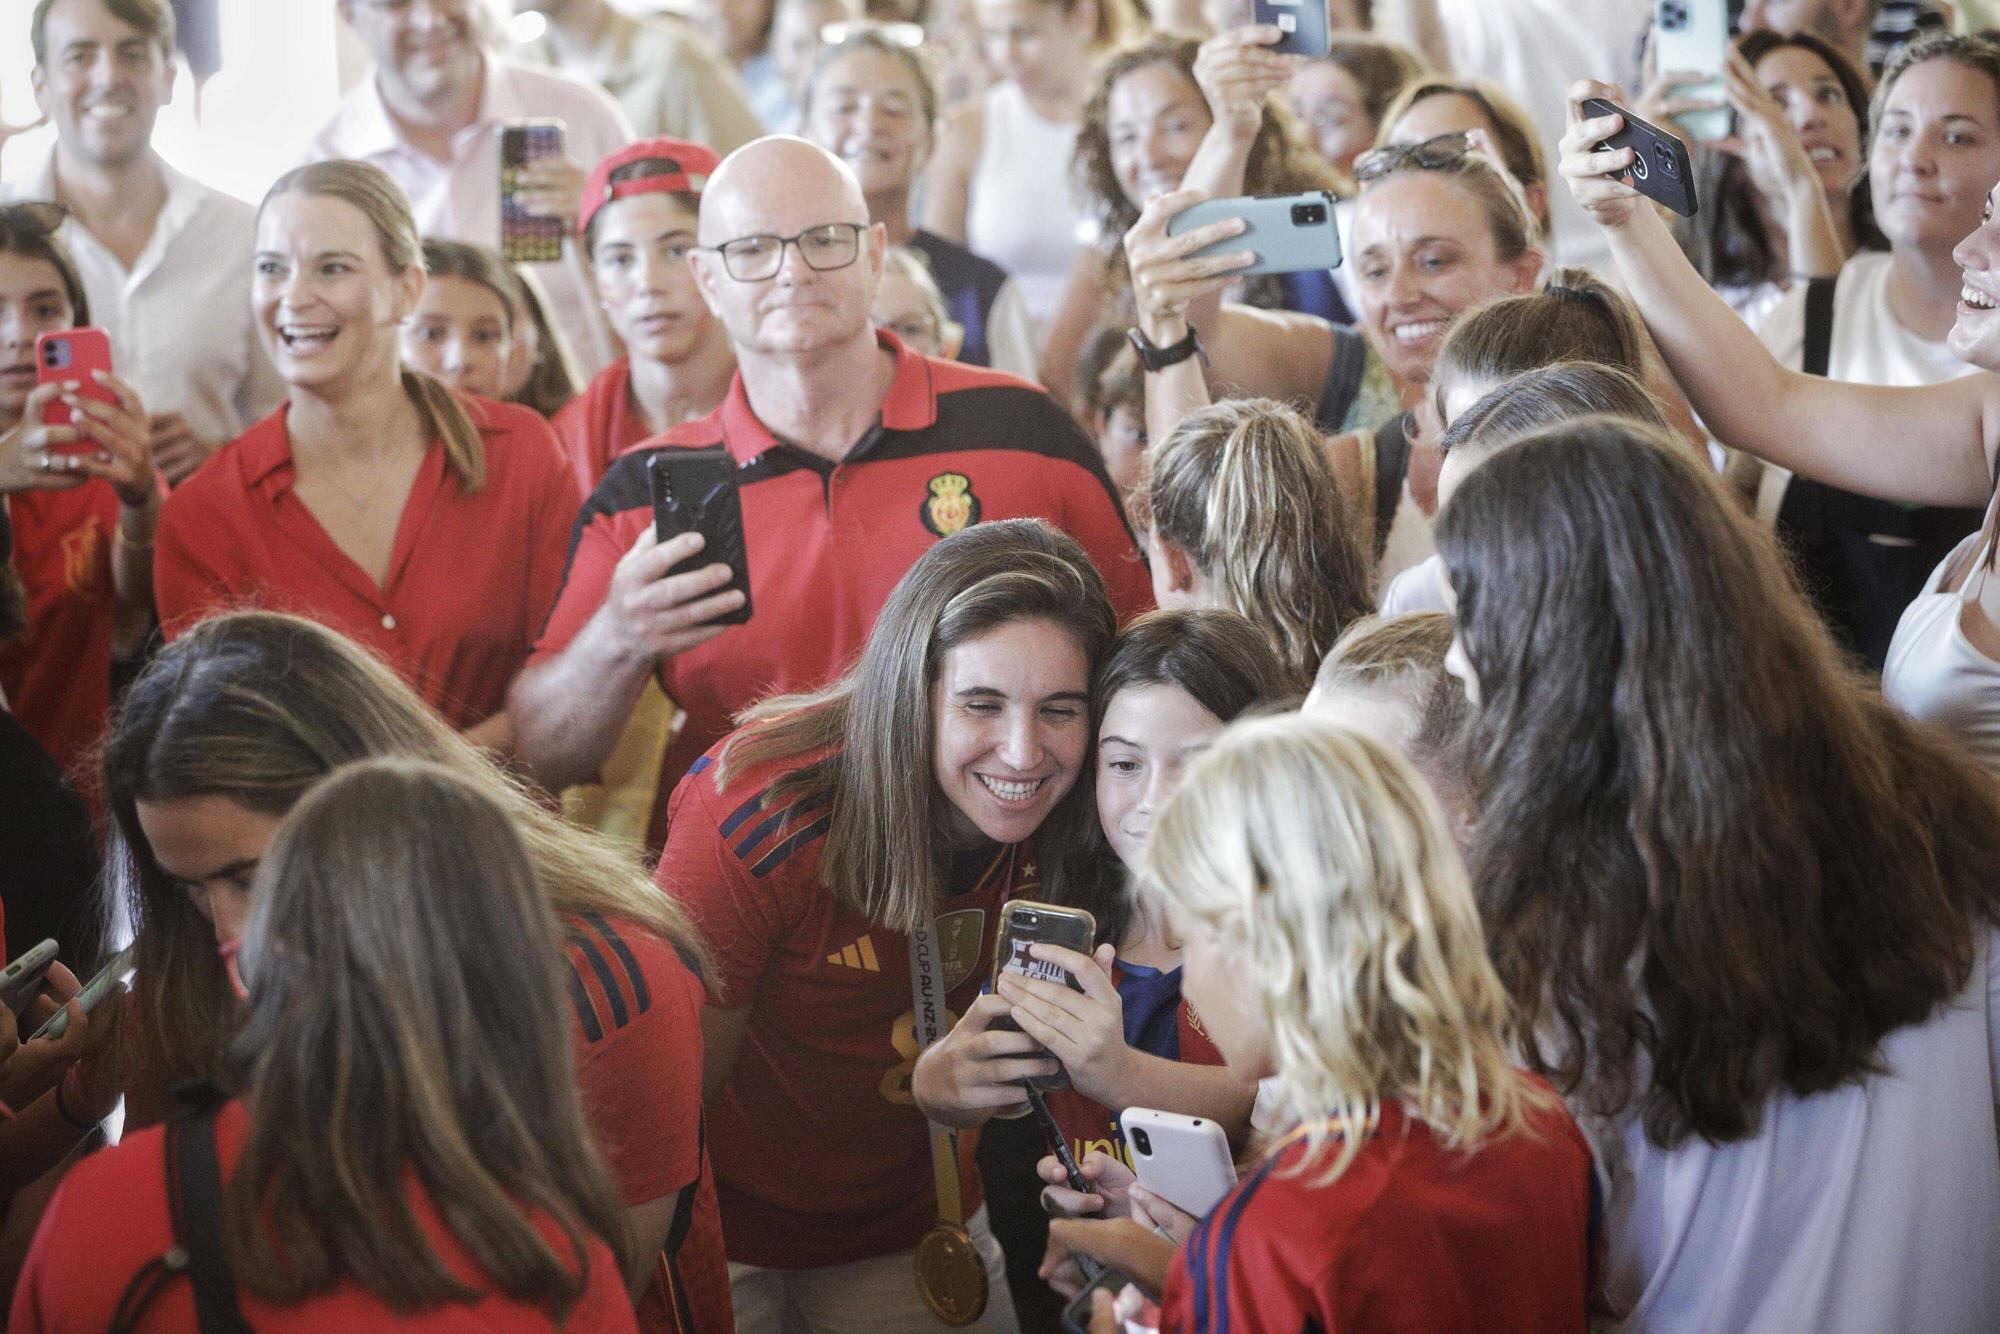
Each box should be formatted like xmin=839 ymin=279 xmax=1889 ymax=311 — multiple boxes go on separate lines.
xmin=13 ymin=758 xmax=637 ymax=1332
xmin=1045 ymin=717 xmax=1595 ymax=1333
xmin=555 ymin=139 xmax=737 ymax=494
xmin=0 ymin=203 xmax=159 ymax=781
xmin=152 ymin=161 xmax=579 ymax=755
xmin=97 ymin=610 xmax=729 ymax=1334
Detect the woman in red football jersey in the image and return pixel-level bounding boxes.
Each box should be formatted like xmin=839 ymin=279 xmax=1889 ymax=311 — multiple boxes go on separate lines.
xmin=13 ymin=758 xmax=637 ymax=1331
xmin=97 ymin=611 xmax=730 ymax=1333
xmin=1044 ymin=715 xmax=1594 ymax=1333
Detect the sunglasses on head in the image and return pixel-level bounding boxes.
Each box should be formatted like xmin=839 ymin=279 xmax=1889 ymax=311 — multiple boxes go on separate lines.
xmin=1353 ymin=132 xmax=1478 ymax=186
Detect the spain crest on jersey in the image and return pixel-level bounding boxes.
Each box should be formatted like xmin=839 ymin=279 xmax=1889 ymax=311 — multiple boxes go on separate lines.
xmin=921 ymin=472 xmax=980 ymax=537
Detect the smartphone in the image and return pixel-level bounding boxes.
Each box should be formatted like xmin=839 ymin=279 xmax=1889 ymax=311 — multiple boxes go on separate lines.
xmin=1061 ymin=1266 xmax=1161 ymax=1334
xmin=1653 ymin=0 xmax=1733 ymax=142
xmin=1167 ymin=192 xmax=1342 ymax=276
xmin=1026 ymin=1084 xmax=1091 ymax=1195
xmin=648 ymin=447 xmax=752 ymax=625
xmin=992 ymin=900 xmax=1097 ymax=1091
xmin=0 ymin=940 xmax=58 ymax=1018
xmin=500 ymin=119 xmax=567 ymax=264
xmin=1252 ymin=0 xmax=1330 ymax=58
xmin=1121 ymin=1107 xmax=1237 ymax=1220
xmin=1583 ymin=98 xmax=1700 ymax=218
xmin=30 ymin=944 xmax=134 ymax=1044
xmin=36 ymin=328 xmax=115 ymax=457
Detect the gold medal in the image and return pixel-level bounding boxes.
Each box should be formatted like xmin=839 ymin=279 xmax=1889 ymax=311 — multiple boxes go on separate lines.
xmin=914 ymin=1221 xmax=988 ymax=1327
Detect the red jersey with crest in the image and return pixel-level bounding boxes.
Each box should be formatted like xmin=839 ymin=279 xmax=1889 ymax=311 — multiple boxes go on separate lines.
xmin=550 ymin=358 xmax=654 ymax=495
xmin=654 ymin=743 xmax=1035 ymax=1269
xmin=1159 ymin=1089 xmax=1594 ymax=1334
xmin=535 ymin=331 xmax=1152 ymax=849
xmin=0 ymin=482 xmax=119 ymax=783
xmin=562 ymin=910 xmax=729 ymax=1333
xmin=1042 ymin=963 xmax=1228 ymax=1170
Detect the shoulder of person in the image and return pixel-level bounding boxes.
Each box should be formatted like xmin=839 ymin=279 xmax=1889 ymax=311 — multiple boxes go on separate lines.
xmin=560 ymin=909 xmax=704 ymax=1044
xmin=669 ymin=742 xmax=832 ymax=860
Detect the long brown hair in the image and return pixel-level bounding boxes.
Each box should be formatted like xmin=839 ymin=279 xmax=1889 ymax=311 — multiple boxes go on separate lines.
xmin=101 ymin=611 xmax=710 ymax=1100
xmin=713 ymin=519 xmax=1117 ymax=937
xmin=1438 ymin=362 xmax=1666 ymax=457
xmin=1130 ymin=398 xmax=1372 ymax=690
xmin=1435 ymin=419 xmax=2000 ymax=1146
xmin=226 ymin=759 xmax=626 ymax=1313
xmin=262 ymin=161 xmax=488 ymax=491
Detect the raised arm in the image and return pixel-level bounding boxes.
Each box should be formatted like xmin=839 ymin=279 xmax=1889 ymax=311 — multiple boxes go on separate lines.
xmin=1562 ymin=82 xmax=1997 ymax=507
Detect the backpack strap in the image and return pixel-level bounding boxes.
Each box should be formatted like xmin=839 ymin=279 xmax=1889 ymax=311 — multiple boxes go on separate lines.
xmin=165 ymin=1095 xmax=253 ymax=1333
xmin=1371 ymin=413 xmax=1413 ymax=563
xmin=1314 ymin=327 xmax=1371 ymax=434
xmin=1801 ymin=274 xmax=1838 ymax=379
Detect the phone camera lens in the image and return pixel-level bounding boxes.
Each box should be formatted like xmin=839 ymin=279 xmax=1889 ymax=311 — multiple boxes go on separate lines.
xmin=1661 ymin=1 xmax=1687 ymax=29
xmin=1291 ymin=202 xmax=1327 ymax=227
xmin=1658 ymin=146 xmax=1679 ymax=174
xmin=1129 ymin=1127 xmax=1153 ymax=1156
xmin=41 ymin=345 xmax=57 ymax=366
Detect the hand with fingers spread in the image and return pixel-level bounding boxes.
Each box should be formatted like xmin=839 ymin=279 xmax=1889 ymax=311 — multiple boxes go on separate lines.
xmin=1037 ymin=1146 xmax=1138 ymax=1220
xmin=1715 ymin=47 xmax=1827 ymax=215
xmin=52 ymin=370 xmax=157 ymax=508
xmin=601 ymin=527 xmax=747 ymax=665
xmin=1194 ymin=26 xmax=1297 ymax=143
xmin=996 ymin=941 xmax=1130 ymax=1105
xmin=1124 ymin=188 xmax=1254 ymax=346
xmin=0 ymin=963 xmax=98 ymax=1109
xmin=1560 ymin=80 xmax=1650 ymax=230
xmin=910 ymin=991 xmax=1058 ymax=1127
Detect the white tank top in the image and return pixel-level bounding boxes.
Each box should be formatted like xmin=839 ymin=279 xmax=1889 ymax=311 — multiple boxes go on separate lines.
xmin=964 ymin=81 xmax=1085 ymax=332
xmin=1882 ymin=500 xmax=2000 ymax=773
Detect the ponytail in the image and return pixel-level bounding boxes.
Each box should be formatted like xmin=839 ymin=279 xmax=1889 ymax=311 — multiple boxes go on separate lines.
xmin=1133 ymin=399 xmax=1372 ymax=689
xmin=401 ymin=369 xmax=487 ymax=493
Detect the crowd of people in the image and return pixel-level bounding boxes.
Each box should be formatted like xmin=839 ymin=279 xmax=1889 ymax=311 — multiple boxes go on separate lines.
xmin=0 ymin=0 xmax=1997 ymax=1329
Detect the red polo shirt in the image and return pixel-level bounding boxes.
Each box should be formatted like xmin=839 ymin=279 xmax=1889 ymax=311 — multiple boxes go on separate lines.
xmin=552 ymin=358 xmax=654 ymax=495
xmin=536 ymin=333 xmax=1151 ymax=847
xmin=155 ymin=396 xmax=581 ymax=730
xmin=0 ymin=482 xmax=119 ymax=783
xmin=11 ymin=1099 xmax=639 ymax=1332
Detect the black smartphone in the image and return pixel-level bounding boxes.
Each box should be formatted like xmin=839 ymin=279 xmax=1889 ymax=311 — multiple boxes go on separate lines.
xmin=992 ymin=900 xmax=1097 ymax=1091
xmin=1061 ymin=1266 xmax=1160 ymax=1334
xmin=1583 ymin=97 xmax=1700 ymax=217
xmin=500 ymin=119 xmax=566 ymax=263
xmin=1252 ymin=0 xmax=1329 ymax=57
xmin=648 ymin=447 xmax=753 ymax=626
xmin=1026 ymin=1084 xmax=1091 ymax=1197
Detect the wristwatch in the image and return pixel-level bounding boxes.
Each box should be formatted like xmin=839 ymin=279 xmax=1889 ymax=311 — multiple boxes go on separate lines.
xmin=1127 ymin=325 xmax=1206 ymax=373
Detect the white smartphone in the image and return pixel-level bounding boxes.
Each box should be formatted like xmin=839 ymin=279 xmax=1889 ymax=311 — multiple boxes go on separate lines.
xmin=1653 ymin=0 xmax=1733 ymax=142
xmin=0 ymin=939 xmax=58 ymax=1017
xmin=29 ymin=945 xmax=134 ymax=1043
xmin=1120 ymin=1106 xmax=1237 ymax=1220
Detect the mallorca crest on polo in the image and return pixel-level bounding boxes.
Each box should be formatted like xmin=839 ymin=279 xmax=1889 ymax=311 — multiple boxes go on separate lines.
xmin=921 ymin=472 xmax=980 ymax=537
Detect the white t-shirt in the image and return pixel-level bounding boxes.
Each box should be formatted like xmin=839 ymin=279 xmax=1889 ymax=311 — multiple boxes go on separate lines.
xmin=1430 ymin=0 xmax=1651 ymax=271
xmin=1593 ymin=930 xmax=2000 ymax=1332
xmin=1751 ymin=251 xmax=1980 ymax=524
xmin=1379 ymin=552 xmax=1450 ymax=616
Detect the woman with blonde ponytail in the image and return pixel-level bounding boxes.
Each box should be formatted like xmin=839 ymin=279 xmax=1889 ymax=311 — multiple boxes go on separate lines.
xmin=1043 ymin=715 xmax=1594 ymax=1331
xmin=153 ymin=159 xmax=581 ymax=754
xmin=1131 ymin=398 xmax=1371 ymax=690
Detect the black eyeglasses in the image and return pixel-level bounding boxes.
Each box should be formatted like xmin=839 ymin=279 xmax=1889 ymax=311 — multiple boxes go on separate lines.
xmin=1352 ymin=132 xmax=1477 ymax=186
xmin=702 ymin=223 xmax=868 ymax=282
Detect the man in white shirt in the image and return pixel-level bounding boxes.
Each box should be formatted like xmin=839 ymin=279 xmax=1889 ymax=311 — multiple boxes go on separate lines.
xmin=309 ymin=0 xmax=634 ymax=377
xmin=5 ymin=0 xmax=282 ymax=484
xmin=511 ymin=0 xmax=762 ymax=153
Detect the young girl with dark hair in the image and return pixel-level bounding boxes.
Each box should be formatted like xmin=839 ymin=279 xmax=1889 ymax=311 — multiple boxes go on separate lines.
xmin=1436 ymin=418 xmax=2000 ymax=1330
xmin=14 ymin=758 xmax=639 ymax=1330
xmin=99 ymin=610 xmax=728 ymax=1332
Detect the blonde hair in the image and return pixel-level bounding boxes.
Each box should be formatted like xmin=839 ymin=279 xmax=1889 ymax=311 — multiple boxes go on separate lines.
xmin=263 ymin=160 xmax=488 ymax=491
xmin=1143 ymin=714 xmax=1543 ymax=1182
xmin=1130 ymin=398 xmax=1372 ymax=691
xmin=1430 ymin=268 xmax=1647 ymax=425
xmin=1311 ymin=613 xmax=1471 ymax=789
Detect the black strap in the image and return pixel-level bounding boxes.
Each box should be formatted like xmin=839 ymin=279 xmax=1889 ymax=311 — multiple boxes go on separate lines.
xmin=1372 ymin=413 xmax=1413 ymax=562
xmin=1801 ymin=274 xmax=1837 ymax=379
xmin=1313 ymin=326 xmax=1371 ymax=434
xmin=166 ymin=1103 xmax=253 ymax=1333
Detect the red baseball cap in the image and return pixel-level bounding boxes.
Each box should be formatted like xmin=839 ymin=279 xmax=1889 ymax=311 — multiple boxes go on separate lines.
xmin=578 ymin=137 xmax=722 ymax=238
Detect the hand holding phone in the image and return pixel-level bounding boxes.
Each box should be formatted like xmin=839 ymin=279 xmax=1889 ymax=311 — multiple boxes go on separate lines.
xmin=1581 ymin=97 xmax=1700 ymax=217
xmin=1650 ymin=0 xmax=1731 ymax=142
xmin=0 ymin=940 xmax=58 ymax=1023
xmin=1251 ymin=0 xmax=1330 ymax=58
xmin=1062 ymin=1267 xmax=1162 ymax=1334
xmin=1166 ymin=192 xmax=1342 ymax=275
xmin=31 ymin=945 xmax=134 ymax=1044
xmin=991 ymin=901 xmax=1097 ymax=1091
xmin=1121 ymin=1107 xmax=1237 ymax=1220
xmin=501 ymin=119 xmax=568 ymax=263
xmin=647 ymin=447 xmax=752 ymax=627
xmin=36 ymin=329 xmax=116 ymax=457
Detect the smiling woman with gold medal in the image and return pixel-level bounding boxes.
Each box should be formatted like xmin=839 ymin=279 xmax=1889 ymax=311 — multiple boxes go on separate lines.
xmin=653 ymin=518 xmax=1119 ymax=1332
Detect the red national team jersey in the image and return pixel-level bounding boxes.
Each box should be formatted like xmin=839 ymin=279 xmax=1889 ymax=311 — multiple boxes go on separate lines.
xmin=537 ymin=332 xmax=1153 ymax=849
xmin=1042 ymin=968 xmax=1228 ymax=1169
xmin=551 ymin=358 xmax=654 ymax=495
xmin=1159 ymin=1089 xmax=1594 ymax=1334
xmin=563 ymin=910 xmax=730 ymax=1333
xmin=0 ymin=482 xmax=119 ymax=783
xmin=654 ymin=743 xmax=1034 ymax=1269
xmin=154 ymin=395 xmax=580 ymax=730
xmin=10 ymin=1100 xmax=639 ymax=1332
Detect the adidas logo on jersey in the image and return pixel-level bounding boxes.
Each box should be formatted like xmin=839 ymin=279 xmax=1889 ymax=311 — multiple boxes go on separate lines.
xmin=827 ymin=936 xmax=881 ymax=972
